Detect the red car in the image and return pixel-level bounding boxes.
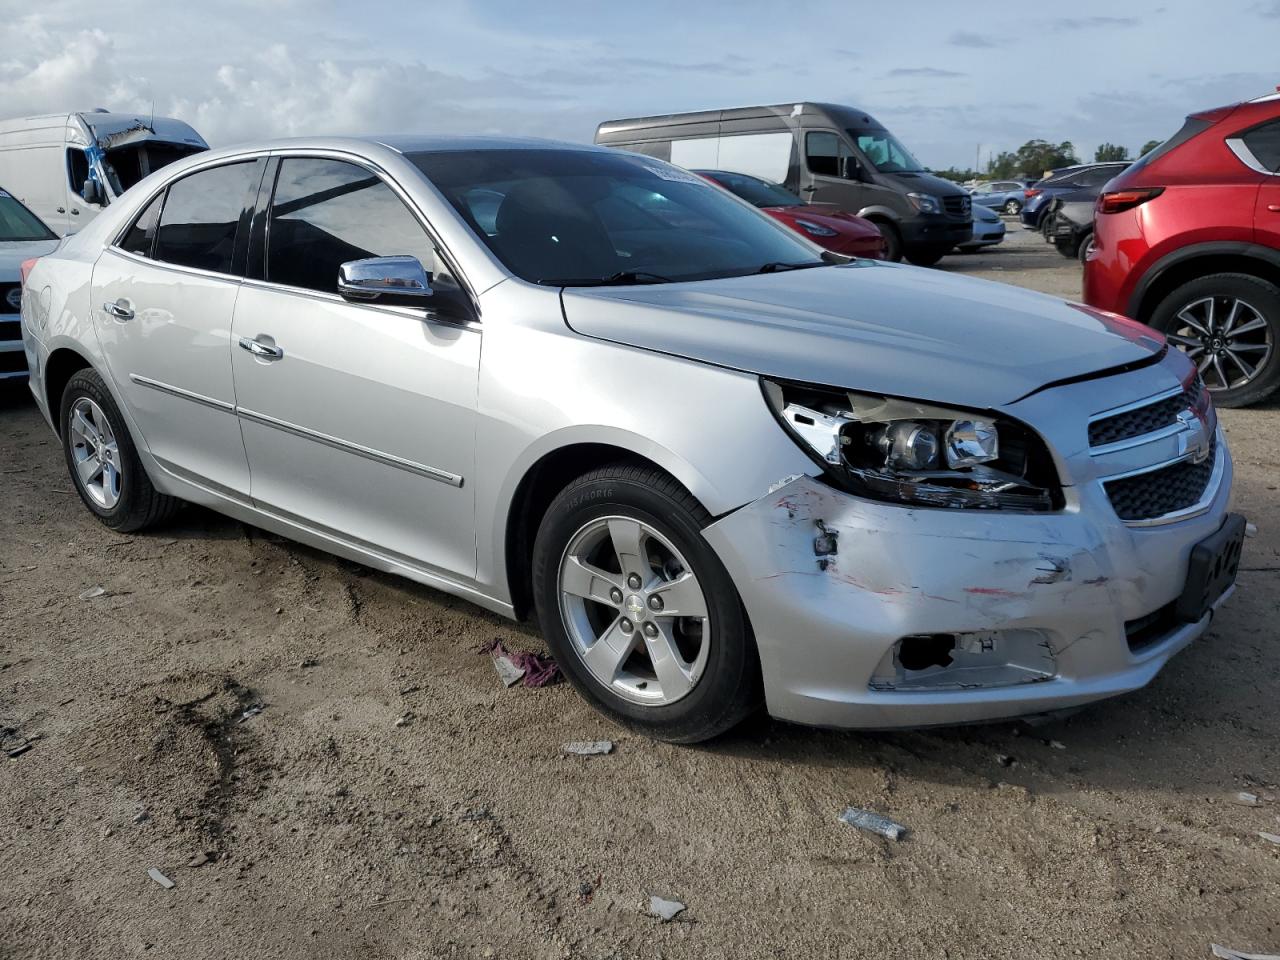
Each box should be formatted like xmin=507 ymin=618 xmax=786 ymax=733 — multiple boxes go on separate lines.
xmin=1084 ymin=89 xmax=1280 ymax=407
xmin=695 ymin=170 xmax=885 ymax=259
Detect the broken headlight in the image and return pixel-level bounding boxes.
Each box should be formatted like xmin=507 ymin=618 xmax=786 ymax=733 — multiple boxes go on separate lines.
xmin=762 ymin=379 xmax=1061 ymax=511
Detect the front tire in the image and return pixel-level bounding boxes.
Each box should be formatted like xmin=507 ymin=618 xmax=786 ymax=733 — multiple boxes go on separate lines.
xmin=1148 ymin=273 xmax=1280 ymax=408
xmin=532 ymin=463 xmax=761 ymax=743
xmin=60 ymin=369 xmax=179 ymax=531
xmin=904 ymin=246 xmax=948 ymax=267
xmin=871 ymin=220 xmax=903 ymax=262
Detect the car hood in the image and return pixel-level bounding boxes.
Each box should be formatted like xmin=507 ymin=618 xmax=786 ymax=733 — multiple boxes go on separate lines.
xmin=769 ymin=204 xmax=880 ymax=237
xmin=0 ymin=239 xmax=61 ymax=276
xmin=560 ymin=262 xmax=1163 ymax=409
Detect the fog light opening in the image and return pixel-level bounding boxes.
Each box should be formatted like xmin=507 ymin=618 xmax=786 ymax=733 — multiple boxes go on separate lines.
xmin=897 ymin=634 xmax=956 ymax=672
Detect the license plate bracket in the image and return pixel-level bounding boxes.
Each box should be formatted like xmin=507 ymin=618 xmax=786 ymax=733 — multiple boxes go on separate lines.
xmin=1175 ymin=513 xmax=1246 ymax=623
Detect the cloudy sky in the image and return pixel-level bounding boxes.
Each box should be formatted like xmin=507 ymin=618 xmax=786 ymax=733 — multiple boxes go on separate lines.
xmin=3 ymin=0 xmax=1278 ymax=170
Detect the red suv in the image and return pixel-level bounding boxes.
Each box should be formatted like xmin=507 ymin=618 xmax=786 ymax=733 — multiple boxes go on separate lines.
xmin=1085 ymin=90 xmax=1280 ymax=407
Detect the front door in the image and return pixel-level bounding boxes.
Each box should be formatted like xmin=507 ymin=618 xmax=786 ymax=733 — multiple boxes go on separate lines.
xmin=229 ymin=156 xmax=479 ymax=580
xmin=93 ymin=159 xmax=263 ymax=499
xmin=799 ymin=130 xmax=870 ymax=211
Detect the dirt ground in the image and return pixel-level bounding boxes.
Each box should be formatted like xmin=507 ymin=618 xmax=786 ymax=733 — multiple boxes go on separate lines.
xmin=2 ymin=223 xmax=1278 ymax=960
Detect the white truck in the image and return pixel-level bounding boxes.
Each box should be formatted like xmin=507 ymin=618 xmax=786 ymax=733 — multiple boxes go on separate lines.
xmin=0 ymin=110 xmax=207 ymax=236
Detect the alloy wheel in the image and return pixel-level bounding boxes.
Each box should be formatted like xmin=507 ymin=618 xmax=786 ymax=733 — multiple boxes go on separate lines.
xmin=1165 ymin=296 xmax=1273 ymax=392
xmin=68 ymin=397 xmax=122 ymax=509
xmin=557 ymin=515 xmax=711 ymax=706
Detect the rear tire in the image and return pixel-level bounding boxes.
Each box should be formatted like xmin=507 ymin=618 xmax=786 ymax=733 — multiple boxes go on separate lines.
xmin=1077 ymin=232 xmax=1093 ymax=265
xmin=1003 ymin=198 xmax=1022 ymax=215
xmin=904 ymin=247 xmax=948 ymax=267
xmin=1054 ymin=234 xmax=1082 ymax=260
xmin=532 ymin=463 xmax=761 ymax=743
xmin=871 ymin=220 xmax=903 ymax=262
xmin=1148 ymin=273 xmax=1280 ymax=408
xmin=60 ymin=369 xmax=179 ymax=531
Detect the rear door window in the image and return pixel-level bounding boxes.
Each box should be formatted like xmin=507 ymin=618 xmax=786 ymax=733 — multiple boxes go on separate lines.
xmin=1241 ymin=120 xmax=1280 ymax=172
xmin=118 ymin=193 xmax=165 ymax=257
xmin=266 ymin=157 xmax=441 ymax=295
xmin=66 ymin=148 xmax=90 ymax=199
xmin=153 ymin=161 xmax=260 ymax=275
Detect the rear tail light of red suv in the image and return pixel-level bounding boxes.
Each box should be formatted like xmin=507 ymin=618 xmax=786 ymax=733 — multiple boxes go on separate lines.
xmin=1097 ymin=187 xmax=1165 ymax=215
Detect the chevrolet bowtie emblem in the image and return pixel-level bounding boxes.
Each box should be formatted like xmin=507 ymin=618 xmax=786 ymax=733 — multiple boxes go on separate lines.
xmin=1176 ymin=408 xmax=1212 ymax=464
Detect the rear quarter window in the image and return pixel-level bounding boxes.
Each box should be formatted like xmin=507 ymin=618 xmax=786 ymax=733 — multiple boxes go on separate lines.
xmin=1241 ymin=119 xmax=1280 ymax=172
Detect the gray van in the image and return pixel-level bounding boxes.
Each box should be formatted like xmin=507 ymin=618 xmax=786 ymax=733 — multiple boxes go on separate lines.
xmin=595 ymin=103 xmax=972 ymax=265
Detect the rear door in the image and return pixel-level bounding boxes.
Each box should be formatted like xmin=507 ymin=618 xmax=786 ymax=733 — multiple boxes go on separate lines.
xmin=93 ymin=158 xmax=263 ymax=498
xmin=1239 ymin=119 xmax=1280 ymax=249
xmin=229 ymin=155 xmax=479 ymax=579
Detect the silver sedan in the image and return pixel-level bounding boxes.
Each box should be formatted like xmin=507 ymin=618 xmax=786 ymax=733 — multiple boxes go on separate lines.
xmin=19 ymin=137 xmax=1243 ymax=741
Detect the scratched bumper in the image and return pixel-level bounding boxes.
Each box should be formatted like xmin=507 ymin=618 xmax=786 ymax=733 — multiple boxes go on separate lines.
xmin=702 ymin=461 xmax=1234 ymax=729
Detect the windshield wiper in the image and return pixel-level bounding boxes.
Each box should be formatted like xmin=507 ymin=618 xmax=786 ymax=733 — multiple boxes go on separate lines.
xmin=755 ymin=260 xmax=826 ymax=274
xmin=549 ymin=270 xmax=674 ymax=287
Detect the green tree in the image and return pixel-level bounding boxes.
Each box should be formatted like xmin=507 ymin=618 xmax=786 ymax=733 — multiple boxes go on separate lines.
xmin=988 ymin=140 xmax=1078 ymax=179
xmin=1094 ymin=142 xmax=1130 ymax=162
xmin=1139 ymin=139 xmax=1162 ymax=156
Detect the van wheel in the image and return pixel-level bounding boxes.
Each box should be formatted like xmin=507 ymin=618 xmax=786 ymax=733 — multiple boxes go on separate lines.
xmin=904 ymin=247 xmax=948 ymax=267
xmin=532 ymin=463 xmax=761 ymax=743
xmin=1148 ymin=273 xmax=1280 ymax=408
xmin=871 ymin=220 xmax=902 ymax=262
xmin=60 ymin=369 xmax=179 ymax=531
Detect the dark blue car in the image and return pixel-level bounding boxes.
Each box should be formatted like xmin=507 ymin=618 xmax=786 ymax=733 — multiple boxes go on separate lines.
xmin=1020 ymin=162 xmax=1130 ymax=231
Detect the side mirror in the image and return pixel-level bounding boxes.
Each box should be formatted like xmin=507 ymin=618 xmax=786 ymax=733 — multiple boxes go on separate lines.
xmin=338 ymin=256 xmax=433 ymax=307
xmin=82 ymin=178 xmax=104 ymax=206
xmin=840 ymin=156 xmax=863 ymax=181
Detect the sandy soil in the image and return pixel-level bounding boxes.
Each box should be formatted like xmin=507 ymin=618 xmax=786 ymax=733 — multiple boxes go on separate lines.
xmin=2 ymin=225 xmax=1278 ymax=959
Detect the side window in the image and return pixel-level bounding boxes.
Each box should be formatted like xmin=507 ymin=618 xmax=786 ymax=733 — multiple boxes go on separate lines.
xmin=1077 ymin=167 xmax=1117 ymax=187
xmin=1242 ymin=120 xmax=1280 ymax=172
xmin=717 ymin=132 xmax=794 ymax=184
xmin=67 ymin=149 xmax=90 ymax=199
xmin=154 ymin=161 xmax=259 ymax=275
xmin=118 ymin=192 xmax=165 ymax=257
xmin=806 ymin=132 xmax=848 ymax=177
xmin=267 ymin=158 xmax=441 ymax=295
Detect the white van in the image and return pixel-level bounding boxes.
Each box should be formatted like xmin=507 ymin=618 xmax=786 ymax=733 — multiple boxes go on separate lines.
xmin=0 ymin=110 xmax=207 ymax=236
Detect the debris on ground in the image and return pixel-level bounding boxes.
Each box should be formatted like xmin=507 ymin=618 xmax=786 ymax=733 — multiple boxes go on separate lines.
xmin=1211 ymin=945 xmax=1280 ymax=960
xmin=2 ymin=722 xmax=39 ymax=759
xmin=996 ymin=754 xmax=1016 ymax=768
xmin=78 ymin=586 xmax=106 ymax=600
xmin=147 ymin=868 xmax=175 ymax=890
xmin=132 ymin=811 xmax=149 ymax=825
xmin=187 ymin=852 xmax=214 ymax=868
xmin=1259 ymin=832 xmax=1280 ymax=846
xmin=562 ymin=740 xmax=613 ymax=756
xmin=648 ymin=895 xmax=686 ymax=922
xmin=239 ymin=704 xmax=264 ymax=723
xmin=838 ymin=806 xmax=907 ymax=841
xmin=459 ymin=807 xmax=493 ymax=822
xmin=480 ymin=640 xmax=561 ymax=688
xmin=1245 ymin=522 xmax=1258 ymax=538
xmin=578 ymin=875 xmax=601 ymax=905
xmin=299 ymin=658 xmax=319 ymax=669
xmin=394 ymin=712 xmax=413 ymax=728
xmin=1231 ymin=792 xmax=1262 ymax=807
xmin=1048 ymin=740 xmax=1067 ymax=750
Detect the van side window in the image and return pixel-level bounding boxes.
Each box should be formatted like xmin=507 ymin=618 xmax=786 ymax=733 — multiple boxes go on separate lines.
xmin=806 ymin=132 xmax=849 ymax=178
xmin=267 ymin=158 xmax=442 ymax=295
xmin=1242 ymin=120 xmax=1280 ymax=172
xmin=119 ymin=192 xmax=165 ymax=257
xmin=154 ymin=161 xmax=260 ymax=275
xmin=67 ymin=149 xmax=90 ymax=199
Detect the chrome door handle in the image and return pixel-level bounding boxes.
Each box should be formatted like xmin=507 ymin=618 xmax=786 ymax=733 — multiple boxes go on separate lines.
xmin=238 ymin=336 xmax=284 ymax=360
xmin=102 ymin=300 xmax=134 ymax=321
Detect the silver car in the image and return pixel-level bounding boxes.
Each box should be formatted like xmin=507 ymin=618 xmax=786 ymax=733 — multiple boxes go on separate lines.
xmin=19 ymin=137 xmax=1245 ymax=742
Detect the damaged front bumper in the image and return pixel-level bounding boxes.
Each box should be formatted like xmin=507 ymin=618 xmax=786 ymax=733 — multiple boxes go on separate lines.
xmin=703 ymin=459 xmax=1235 ymax=730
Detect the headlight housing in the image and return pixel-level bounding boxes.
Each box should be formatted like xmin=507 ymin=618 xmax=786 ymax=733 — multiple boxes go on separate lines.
xmin=907 ymin=192 xmax=941 ymax=215
xmin=762 ymin=379 xmax=1061 ymax=511
xmin=794 ymin=218 xmax=839 ymax=238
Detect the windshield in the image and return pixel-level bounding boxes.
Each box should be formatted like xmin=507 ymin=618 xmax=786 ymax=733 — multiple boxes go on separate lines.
xmin=851 ymin=129 xmax=925 ymax=173
xmin=696 ymin=170 xmax=803 ymax=208
xmin=0 ymin=191 xmax=56 ymax=241
xmin=409 ymin=149 xmax=824 ymax=285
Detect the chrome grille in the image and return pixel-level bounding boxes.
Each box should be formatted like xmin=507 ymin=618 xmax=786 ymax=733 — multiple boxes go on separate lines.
xmin=1088 ymin=377 xmax=1205 ymax=447
xmin=0 ymin=283 xmax=18 ymax=316
xmin=943 ymin=195 xmax=971 ymax=218
xmin=1103 ymin=439 xmax=1217 ymax=521
xmin=0 ymin=319 xmax=18 ymax=343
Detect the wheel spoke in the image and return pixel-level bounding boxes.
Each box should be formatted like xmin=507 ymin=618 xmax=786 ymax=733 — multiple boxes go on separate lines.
xmin=1230 ymin=342 xmax=1270 ymax=353
xmin=1211 ymin=353 xmax=1230 ymax=389
xmin=1226 ymin=317 xmax=1267 ymax=337
xmin=581 ymin=617 xmax=636 ymax=683
xmin=71 ymin=409 xmax=99 ymax=444
xmin=650 ymin=572 xmax=707 ymax=619
xmin=644 ymin=621 xmax=694 ymax=701
xmin=561 ymin=556 xmax=622 ymax=607
xmin=607 ymin=518 xmax=648 ymax=582
xmin=1224 ymin=349 xmax=1257 ymax=381
xmin=1196 ymin=353 xmax=1213 ymax=375
xmin=1220 ymin=299 xmax=1241 ymax=333
xmin=1204 ymin=298 xmax=1217 ymax=333
xmin=1175 ymin=309 xmax=1209 ymax=337
xmin=1166 ymin=333 xmax=1202 ymax=350
xmin=76 ymin=452 xmax=102 ymax=485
